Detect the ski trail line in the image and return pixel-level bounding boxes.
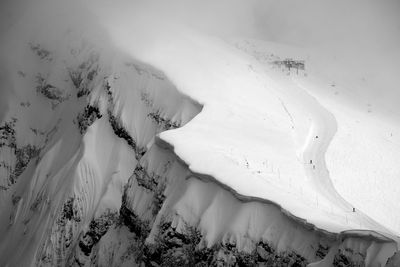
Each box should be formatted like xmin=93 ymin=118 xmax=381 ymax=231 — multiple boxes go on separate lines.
xmin=294 ymin=79 xmax=398 ymax=238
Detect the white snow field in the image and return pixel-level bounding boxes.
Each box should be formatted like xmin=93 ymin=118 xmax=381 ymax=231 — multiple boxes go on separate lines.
xmin=0 ymin=0 xmax=400 ymax=266
xmin=107 ymin=20 xmax=400 ymax=260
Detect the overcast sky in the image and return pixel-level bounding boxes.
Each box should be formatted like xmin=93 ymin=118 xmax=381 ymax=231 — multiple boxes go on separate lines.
xmin=1 ymin=0 xmax=399 ymax=113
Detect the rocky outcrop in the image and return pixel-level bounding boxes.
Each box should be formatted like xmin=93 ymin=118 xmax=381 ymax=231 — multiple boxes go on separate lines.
xmin=13 ymin=144 xmax=40 ymax=180
xmin=386 ymin=251 xmax=400 ymax=267
xmin=78 ymin=212 xmax=118 ymax=257
xmin=76 ymin=105 xmax=102 ymax=134
xmin=147 ymin=111 xmax=180 ymax=131
xmin=108 ymin=111 xmax=144 ymax=159
xmin=35 ymin=73 xmax=69 ymax=108
xmin=0 ymin=118 xmax=17 ymax=150
xmin=68 ymin=51 xmax=100 ymax=98
xmin=0 ymin=118 xmax=40 ymax=187
xmin=30 ymin=42 xmax=53 ymax=61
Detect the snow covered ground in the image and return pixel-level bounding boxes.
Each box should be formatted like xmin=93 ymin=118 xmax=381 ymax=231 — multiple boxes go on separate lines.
xmin=106 ymin=21 xmax=400 ymax=243
xmin=1 ymin=0 xmax=400 ymax=265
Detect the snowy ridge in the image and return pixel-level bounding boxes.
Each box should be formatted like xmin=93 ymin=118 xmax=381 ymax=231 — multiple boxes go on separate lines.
xmin=119 ymin=29 xmax=399 ymax=237
xmin=1 ymin=3 xmax=400 ymax=266
xmin=154 ymin=136 xmax=398 ymax=266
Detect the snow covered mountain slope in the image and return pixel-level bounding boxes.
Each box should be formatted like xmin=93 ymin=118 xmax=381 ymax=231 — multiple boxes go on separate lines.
xmin=231 ymin=38 xmax=400 ymax=235
xmin=0 ymin=1 xmax=399 ymax=266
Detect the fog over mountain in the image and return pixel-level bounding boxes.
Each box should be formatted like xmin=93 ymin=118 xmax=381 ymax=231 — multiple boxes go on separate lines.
xmin=1 ymin=0 xmax=400 ymax=266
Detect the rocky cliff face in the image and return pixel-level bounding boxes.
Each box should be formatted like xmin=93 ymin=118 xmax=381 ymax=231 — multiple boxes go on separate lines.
xmin=0 ymin=17 xmax=398 ymax=267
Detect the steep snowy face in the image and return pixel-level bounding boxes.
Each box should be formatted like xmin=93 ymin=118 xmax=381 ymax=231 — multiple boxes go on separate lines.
xmin=0 ymin=13 xmax=201 ymax=265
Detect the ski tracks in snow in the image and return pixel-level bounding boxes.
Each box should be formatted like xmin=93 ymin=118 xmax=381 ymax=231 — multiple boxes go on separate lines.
xmin=293 ymin=80 xmax=398 ymax=238
xmin=294 ymin=81 xmax=351 ymax=211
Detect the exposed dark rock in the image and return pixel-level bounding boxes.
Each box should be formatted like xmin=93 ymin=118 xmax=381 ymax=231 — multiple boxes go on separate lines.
xmin=29 ymin=42 xmax=52 ymax=61
xmin=78 ymin=212 xmax=118 ymax=256
xmin=17 ymin=71 xmax=26 ymax=77
xmin=386 ymin=251 xmax=400 ymax=267
xmin=61 ymin=197 xmax=80 ymax=222
xmin=131 ymin=219 xmax=205 ymax=267
xmin=0 ymin=118 xmax=17 ymax=149
xmin=14 ymin=144 xmax=40 ymax=178
xmin=119 ymin=156 xmax=309 ymax=266
xmin=140 ymin=91 xmax=154 ymax=107
xmin=130 ymin=164 xmax=166 ymax=216
xmin=135 ymin=217 xmax=309 ymax=267
xmin=68 ymin=51 xmax=100 ymax=98
xmin=36 ymin=74 xmax=68 ymax=104
xmin=20 ymin=101 xmax=31 ymax=107
xmin=87 ymin=69 xmax=97 ymax=81
xmin=333 ymin=248 xmax=365 ymax=267
xmin=12 ymin=194 xmax=21 ymax=205
xmin=108 ymin=112 xmax=135 ymax=148
xmin=316 ymin=243 xmax=329 ymax=259
xmin=148 ymin=111 xmax=180 ymax=130
xmin=152 ymin=183 xmax=166 ymax=216
xmin=104 ymin=81 xmax=113 ymax=102
xmin=150 ymin=72 xmax=165 ymax=80
xmin=108 ymin=111 xmax=146 ymax=159
xmin=0 ymin=119 xmax=40 ymax=185
xmin=119 ymin=203 xmax=150 ymax=238
xmin=134 ymin=164 xmax=160 ymax=191
xmin=69 ymin=70 xmax=83 ymax=90
xmin=30 ymin=194 xmax=43 ymax=211
xmin=76 ymin=105 xmax=102 ymax=134
xmin=104 ymin=81 xmax=147 ymax=158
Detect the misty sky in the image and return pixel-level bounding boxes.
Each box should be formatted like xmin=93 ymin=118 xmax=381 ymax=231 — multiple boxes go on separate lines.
xmin=1 ymin=0 xmax=399 ymax=113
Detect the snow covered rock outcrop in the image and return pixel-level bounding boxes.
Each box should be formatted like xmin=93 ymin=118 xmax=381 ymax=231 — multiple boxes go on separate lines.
xmin=1 ymin=1 xmax=399 ymax=266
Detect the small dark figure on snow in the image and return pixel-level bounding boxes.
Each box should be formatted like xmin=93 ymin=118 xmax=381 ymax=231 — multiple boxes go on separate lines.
xmin=352 ymin=207 xmax=356 ymax=212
